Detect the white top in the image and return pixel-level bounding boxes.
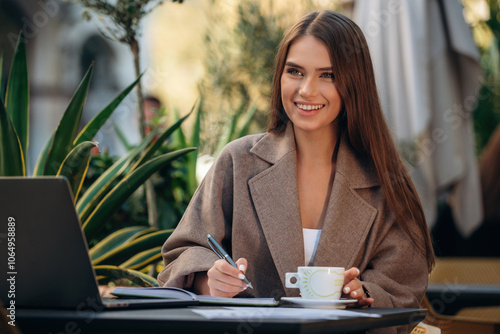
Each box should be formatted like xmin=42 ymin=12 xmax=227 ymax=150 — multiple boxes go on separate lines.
xmin=303 ymin=228 xmax=322 ymax=265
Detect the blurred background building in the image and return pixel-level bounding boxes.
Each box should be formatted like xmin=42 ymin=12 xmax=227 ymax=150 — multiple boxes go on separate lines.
xmin=0 ymin=0 xmax=143 ymax=167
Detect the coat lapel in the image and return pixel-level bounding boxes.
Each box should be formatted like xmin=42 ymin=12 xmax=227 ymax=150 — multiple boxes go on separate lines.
xmin=313 ymin=136 xmax=379 ymax=269
xmin=248 ymin=125 xmax=304 ymax=293
xmin=248 ymin=126 xmax=380 ymax=294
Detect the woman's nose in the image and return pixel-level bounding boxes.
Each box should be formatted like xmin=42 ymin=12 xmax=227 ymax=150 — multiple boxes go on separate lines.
xmin=299 ymin=77 xmax=319 ymax=97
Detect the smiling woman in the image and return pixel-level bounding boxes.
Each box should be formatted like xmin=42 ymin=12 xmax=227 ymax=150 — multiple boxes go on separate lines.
xmin=158 ymin=10 xmax=434 ymax=334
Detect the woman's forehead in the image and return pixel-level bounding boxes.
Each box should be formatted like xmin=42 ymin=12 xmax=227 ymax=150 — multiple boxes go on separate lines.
xmin=285 ymin=35 xmax=332 ymax=68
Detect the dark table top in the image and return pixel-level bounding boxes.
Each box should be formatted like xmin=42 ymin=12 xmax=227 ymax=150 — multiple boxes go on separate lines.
xmin=14 ymin=306 xmax=426 ymax=334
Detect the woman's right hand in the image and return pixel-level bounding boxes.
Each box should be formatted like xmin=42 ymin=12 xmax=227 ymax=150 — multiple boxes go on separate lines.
xmin=206 ymin=258 xmax=249 ymax=298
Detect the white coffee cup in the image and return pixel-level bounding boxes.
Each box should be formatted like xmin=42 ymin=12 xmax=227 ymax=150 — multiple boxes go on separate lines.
xmin=285 ymin=266 xmax=345 ymax=299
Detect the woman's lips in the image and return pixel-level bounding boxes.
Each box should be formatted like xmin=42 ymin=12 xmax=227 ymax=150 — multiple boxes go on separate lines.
xmin=295 ymin=102 xmax=325 ymax=117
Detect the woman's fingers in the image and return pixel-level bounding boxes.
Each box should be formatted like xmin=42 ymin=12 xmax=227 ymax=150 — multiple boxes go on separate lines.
xmin=235 ymin=258 xmax=248 ymax=275
xmin=346 ymin=296 xmax=373 ymax=308
xmin=206 ymin=259 xmax=248 ymax=297
xmin=343 ymin=267 xmax=361 ymax=295
xmin=209 ymin=278 xmax=247 ymax=296
xmin=342 ymin=267 xmax=373 ymax=307
xmin=348 ymin=286 xmax=364 ymax=298
xmin=343 ymin=267 xmax=360 ymax=285
xmin=209 ymin=260 xmax=247 ymax=286
xmin=358 ymin=297 xmax=374 ymax=307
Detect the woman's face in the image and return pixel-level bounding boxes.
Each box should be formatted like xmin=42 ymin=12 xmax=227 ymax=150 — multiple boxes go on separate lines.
xmin=280 ymin=35 xmax=342 ymax=135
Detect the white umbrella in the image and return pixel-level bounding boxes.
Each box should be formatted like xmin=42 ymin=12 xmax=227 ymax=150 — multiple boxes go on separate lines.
xmin=353 ymin=0 xmax=483 ymax=237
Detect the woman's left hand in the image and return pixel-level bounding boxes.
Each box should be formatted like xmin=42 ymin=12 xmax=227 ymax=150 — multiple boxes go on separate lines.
xmin=342 ymin=267 xmax=374 ymax=307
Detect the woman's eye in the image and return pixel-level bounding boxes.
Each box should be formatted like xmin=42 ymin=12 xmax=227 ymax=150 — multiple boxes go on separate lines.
xmin=286 ymin=68 xmax=301 ymax=76
xmin=322 ymin=72 xmax=335 ymax=79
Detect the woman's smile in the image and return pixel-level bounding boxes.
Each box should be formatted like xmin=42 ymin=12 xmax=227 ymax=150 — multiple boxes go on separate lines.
xmin=295 ymin=102 xmax=325 ymax=111
xmin=294 ymin=102 xmax=325 ymax=118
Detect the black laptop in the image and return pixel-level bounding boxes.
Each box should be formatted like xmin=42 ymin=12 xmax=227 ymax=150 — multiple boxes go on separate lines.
xmin=0 ymin=177 xmax=196 ymax=310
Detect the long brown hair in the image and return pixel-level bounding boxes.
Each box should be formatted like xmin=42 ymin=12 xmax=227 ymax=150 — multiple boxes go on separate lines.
xmin=269 ymin=10 xmax=435 ymax=271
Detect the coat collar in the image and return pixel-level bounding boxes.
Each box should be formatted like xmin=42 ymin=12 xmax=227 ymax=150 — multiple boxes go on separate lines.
xmin=249 ymin=123 xmax=296 ymax=165
xmin=250 ymin=123 xmax=380 ymax=188
xmin=248 ymin=123 xmax=379 ymax=296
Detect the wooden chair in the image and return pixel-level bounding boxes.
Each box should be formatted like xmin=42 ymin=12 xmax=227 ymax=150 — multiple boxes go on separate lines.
xmin=412 ymin=257 xmax=500 ymax=334
xmin=429 ymin=257 xmax=500 ymax=320
xmin=418 ymin=295 xmax=499 ymax=334
xmin=429 ymin=257 xmax=500 ymax=286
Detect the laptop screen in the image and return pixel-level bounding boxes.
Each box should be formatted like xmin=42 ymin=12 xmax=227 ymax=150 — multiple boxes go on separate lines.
xmin=0 ymin=177 xmax=102 ymax=309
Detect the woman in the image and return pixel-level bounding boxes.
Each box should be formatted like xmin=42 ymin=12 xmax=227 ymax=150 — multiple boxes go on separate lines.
xmin=158 ymin=10 xmax=434 ymax=313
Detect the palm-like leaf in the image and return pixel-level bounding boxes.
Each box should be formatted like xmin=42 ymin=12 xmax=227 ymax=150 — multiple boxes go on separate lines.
xmin=94 ymin=265 xmax=157 ymax=287
xmin=112 ymin=124 xmax=133 ymax=151
xmin=76 ymin=130 xmax=157 ymax=221
xmin=89 ymin=226 xmax=153 ymax=262
xmin=0 ymin=100 xmax=25 ymax=176
xmin=82 ymin=148 xmax=195 ymax=239
xmin=0 ymin=53 xmax=4 ymax=103
xmin=130 ymin=108 xmax=192 ymax=171
xmin=236 ymin=103 xmax=258 ymax=139
xmin=56 ymin=141 xmax=98 ymax=201
xmin=119 ymin=246 xmax=162 ymax=271
xmin=186 ymin=100 xmax=202 ymax=194
xmin=169 ymin=107 xmax=187 ymax=148
xmin=92 ymin=229 xmax=173 ymax=266
xmin=5 ymin=32 xmax=29 ymax=163
xmin=33 ymin=133 xmax=54 ymax=176
xmin=213 ymin=99 xmax=247 ymax=157
xmin=42 ymin=64 xmax=94 ymax=175
xmin=74 ymin=74 xmax=143 ymax=146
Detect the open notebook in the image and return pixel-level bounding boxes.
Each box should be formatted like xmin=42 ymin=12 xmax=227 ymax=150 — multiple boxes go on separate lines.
xmin=112 ymin=286 xmax=278 ymax=306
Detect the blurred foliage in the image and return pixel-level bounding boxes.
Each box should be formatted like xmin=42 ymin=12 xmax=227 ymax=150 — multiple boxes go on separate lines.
xmin=199 ymin=1 xmax=283 ymax=153
xmin=73 ymin=0 xmax=183 ymax=43
xmin=153 ymin=98 xmax=256 ymax=229
xmin=91 ymin=103 xmax=198 ymax=235
xmin=463 ymin=0 xmax=500 ymax=155
xmin=89 ymin=106 xmax=192 ymax=233
xmin=90 ymin=95 xmax=260 ymax=237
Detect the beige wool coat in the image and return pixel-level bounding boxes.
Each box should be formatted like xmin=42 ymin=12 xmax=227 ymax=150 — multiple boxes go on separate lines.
xmin=158 ymin=124 xmax=428 ymax=315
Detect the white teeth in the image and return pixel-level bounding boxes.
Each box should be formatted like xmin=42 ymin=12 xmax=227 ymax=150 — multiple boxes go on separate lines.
xmin=296 ymin=103 xmax=324 ymax=111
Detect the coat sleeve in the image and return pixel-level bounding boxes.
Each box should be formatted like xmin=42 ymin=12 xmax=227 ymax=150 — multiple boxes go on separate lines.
xmin=359 ymin=212 xmax=429 ymax=334
xmin=350 ymin=184 xmax=429 ymax=312
xmin=361 ymin=220 xmax=428 ymax=309
xmin=157 ymin=148 xmax=235 ymax=289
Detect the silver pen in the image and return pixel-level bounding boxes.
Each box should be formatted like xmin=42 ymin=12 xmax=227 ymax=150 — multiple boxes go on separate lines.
xmin=207 ymin=234 xmax=254 ymax=289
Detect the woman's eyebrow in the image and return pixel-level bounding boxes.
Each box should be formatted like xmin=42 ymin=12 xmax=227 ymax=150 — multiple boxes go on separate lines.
xmin=285 ymin=61 xmax=333 ymax=72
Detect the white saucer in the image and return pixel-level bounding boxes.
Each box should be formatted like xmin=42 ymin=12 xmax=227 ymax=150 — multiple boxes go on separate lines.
xmin=280 ymin=297 xmax=357 ymax=309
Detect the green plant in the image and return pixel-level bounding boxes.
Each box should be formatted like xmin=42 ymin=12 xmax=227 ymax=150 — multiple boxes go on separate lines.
xmin=103 ymin=97 xmax=258 ymax=233
xmin=0 ymin=32 xmax=195 ymax=286
xmin=211 ymin=100 xmax=258 ymax=157
xmin=463 ymin=0 xmax=500 ymax=154
xmin=164 ymin=98 xmax=257 ymax=203
xmin=200 ymin=1 xmax=285 ymax=152
xmin=74 ymin=0 xmax=186 ymax=230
